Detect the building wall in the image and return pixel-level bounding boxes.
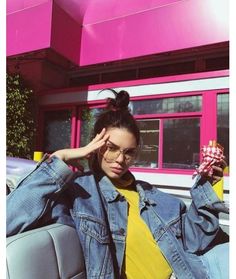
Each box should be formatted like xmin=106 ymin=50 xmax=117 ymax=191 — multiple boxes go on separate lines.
xmin=36 ymin=69 xmax=229 ymax=229
xmin=37 ymin=70 xmax=228 ymax=183
xmin=7 ymin=0 xmax=229 ymax=230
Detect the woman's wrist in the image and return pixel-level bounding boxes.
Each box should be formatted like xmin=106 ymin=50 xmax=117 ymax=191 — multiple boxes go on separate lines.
xmin=51 ymin=148 xmax=87 ymax=163
xmin=51 ymin=150 xmax=67 ymax=162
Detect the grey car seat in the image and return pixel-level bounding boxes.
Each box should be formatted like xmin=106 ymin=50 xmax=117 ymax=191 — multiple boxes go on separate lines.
xmin=6 ymin=223 xmax=86 ymax=279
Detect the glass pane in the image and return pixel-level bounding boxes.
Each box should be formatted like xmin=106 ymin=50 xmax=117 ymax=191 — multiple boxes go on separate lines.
xmin=80 ymin=108 xmax=104 ymax=146
xmin=43 ymin=110 xmax=71 ymax=153
xmin=130 ymin=96 xmax=202 ymax=115
xmin=80 ymin=108 xmax=104 ymax=170
xmin=133 ymin=119 xmax=159 ymax=168
xmin=217 ymin=94 xmax=229 ymax=165
xmin=163 ymin=118 xmax=200 ymax=169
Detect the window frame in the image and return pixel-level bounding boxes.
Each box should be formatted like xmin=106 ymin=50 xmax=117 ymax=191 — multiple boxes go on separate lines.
xmin=38 ymin=89 xmax=229 ymax=175
xmin=130 ymin=89 xmax=228 ymax=174
xmin=38 ymin=105 xmax=77 ymax=153
xmin=216 ymin=92 xmax=229 ymax=172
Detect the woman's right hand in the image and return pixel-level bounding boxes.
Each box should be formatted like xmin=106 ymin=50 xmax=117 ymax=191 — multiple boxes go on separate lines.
xmin=51 ymin=128 xmax=109 ymax=168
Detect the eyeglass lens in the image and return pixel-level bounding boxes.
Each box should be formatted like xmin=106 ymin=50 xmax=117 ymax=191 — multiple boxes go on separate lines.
xmin=105 ymin=145 xmax=136 ymax=162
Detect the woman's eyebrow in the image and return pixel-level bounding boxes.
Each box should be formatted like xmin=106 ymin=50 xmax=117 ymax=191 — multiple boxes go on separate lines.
xmin=107 ymin=140 xmax=137 ymax=151
xmin=107 ymin=140 xmax=119 ymax=147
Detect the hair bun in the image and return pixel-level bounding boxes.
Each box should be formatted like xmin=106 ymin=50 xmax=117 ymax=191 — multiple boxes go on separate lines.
xmin=115 ymin=90 xmax=129 ymax=110
xmin=106 ymin=89 xmax=130 ymax=111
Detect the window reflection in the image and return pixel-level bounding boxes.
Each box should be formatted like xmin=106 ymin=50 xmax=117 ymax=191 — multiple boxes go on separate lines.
xmin=130 ymin=96 xmax=201 ymax=115
xmin=217 ymin=94 xmax=229 ymax=166
xmin=133 ymin=119 xmax=159 ymax=168
xmin=43 ymin=110 xmax=71 ymax=153
xmin=80 ymin=108 xmax=104 ymax=146
xmin=80 ymin=108 xmax=104 ymax=170
xmin=163 ymin=118 xmax=200 ymax=169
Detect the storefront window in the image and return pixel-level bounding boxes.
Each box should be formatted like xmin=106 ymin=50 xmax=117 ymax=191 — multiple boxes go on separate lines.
xmin=80 ymin=108 xmax=104 ymax=146
xmin=217 ymin=93 xmax=229 ymax=165
xmin=43 ymin=110 xmax=72 ymax=153
xmin=130 ymin=95 xmax=201 ymax=115
xmin=163 ymin=118 xmax=200 ymax=169
xmin=133 ymin=119 xmax=159 ymax=168
xmin=80 ymin=107 xmax=104 ymax=170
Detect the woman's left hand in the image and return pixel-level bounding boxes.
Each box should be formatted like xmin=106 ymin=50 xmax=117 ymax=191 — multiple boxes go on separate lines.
xmin=210 ymin=160 xmax=227 ymax=185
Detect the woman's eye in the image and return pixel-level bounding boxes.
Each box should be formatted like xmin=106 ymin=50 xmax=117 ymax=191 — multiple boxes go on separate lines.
xmin=107 ymin=145 xmax=117 ymax=151
xmin=126 ymin=150 xmax=136 ymax=156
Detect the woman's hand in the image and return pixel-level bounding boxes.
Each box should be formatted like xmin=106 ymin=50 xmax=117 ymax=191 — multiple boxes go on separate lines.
xmin=51 ymin=128 xmax=109 ymax=168
xmin=208 ymin=160 xmax=227 ymax=185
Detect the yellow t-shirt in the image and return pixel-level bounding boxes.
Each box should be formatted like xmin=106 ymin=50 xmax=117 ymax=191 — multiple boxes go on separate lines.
xmin=116 ymin=185 xmax=172 ymax=279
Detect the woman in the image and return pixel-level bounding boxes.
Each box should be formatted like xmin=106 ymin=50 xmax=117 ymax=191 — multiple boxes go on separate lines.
xmin=7 ymin=90 xmax=229 ymax=279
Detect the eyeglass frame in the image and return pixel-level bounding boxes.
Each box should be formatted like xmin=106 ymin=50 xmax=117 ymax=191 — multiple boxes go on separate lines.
xmin=99 ymin=140 xmax=138 ymax=163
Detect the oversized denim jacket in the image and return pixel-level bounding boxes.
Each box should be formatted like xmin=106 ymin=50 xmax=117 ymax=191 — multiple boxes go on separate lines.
xmin=7 ymin=156 xmax=229 ymax=279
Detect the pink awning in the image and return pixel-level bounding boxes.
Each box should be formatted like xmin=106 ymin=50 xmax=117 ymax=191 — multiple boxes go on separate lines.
xmin=7 ymin=0 xmax=229 ymax=66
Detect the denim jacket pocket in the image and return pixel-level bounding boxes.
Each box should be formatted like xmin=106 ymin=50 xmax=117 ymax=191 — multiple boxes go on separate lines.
xmin=79 ymin=216 xmax=113 ymax=277
xmin=80 ymin=216 xmax=110 ymax=244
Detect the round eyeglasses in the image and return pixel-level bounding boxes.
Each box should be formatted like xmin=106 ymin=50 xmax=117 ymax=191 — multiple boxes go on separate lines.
xmin=99 ymin=142 xmax=138 ymax=163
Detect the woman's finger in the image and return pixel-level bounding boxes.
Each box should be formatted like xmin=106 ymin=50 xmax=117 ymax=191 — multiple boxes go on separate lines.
xmin=212 ymin=165 xmax=223 ymax=174
xmin=212 ymin=175 xmax=222 ymax=185
xmin=90 ymin=128 xmax=106 ymax=144
xmin=220 ymin=159 xmax=227 ymax=170
xmin=212 ymin=165 xmax=224 ymax=177
xmin=88 ymin=134 xmax=109 ymax=151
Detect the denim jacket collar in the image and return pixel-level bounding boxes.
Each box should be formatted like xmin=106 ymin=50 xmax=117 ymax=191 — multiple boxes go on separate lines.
xmin=98 ymin=173 xmax=156 ymax=208
xmin=98 ymin=175 xmax=121 ymax=202
xmin=136 ymin=182 xmax=157 ymax=209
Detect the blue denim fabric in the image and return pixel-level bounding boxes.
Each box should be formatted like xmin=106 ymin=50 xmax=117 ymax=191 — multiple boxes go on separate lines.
xmin=7 ymin=155 xmax=229 ymax=279
xmin=200 ymin=243 xmax=229 ymax=279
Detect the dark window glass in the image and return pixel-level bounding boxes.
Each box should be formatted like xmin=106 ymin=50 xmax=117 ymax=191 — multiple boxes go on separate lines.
xmin=217 ymin=94 xmax=229 ymax=165
xmin=43 ymin=110 xmax=71 ymax=153
xmin=80 ymin=108 xmax=104 ymax=146
xmin=130 ymin=96 xmax=201 ymax=115
xmin=80 ymin=108 xmax=104 ymax=169
xmin=133 ymin=119 xmax=160 ymax=168
xmin=101 ymin=69 xmax=137 ymax=83
xmin=163 ymin=118 xmax=200 ymax=169
xmin=138 ymin=61 xmax=195 ymax=78
xmin=206 ymin=56 xmax=229 ymax=71
xmin=70 ymin=75 xmax=100 ymax=86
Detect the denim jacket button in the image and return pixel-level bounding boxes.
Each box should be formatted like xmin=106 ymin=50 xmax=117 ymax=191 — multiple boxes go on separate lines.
xmin=119 ymin=228 xmax=125 ymax=235
xmin=119 ymin=196 xmax=125 ymax=202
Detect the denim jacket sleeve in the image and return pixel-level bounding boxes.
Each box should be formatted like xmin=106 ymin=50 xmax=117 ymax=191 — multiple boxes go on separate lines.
xmin=7 ymin=155 xmax=76 ymax=237
xmin=182 ymin=175 xmax=229 ymax=253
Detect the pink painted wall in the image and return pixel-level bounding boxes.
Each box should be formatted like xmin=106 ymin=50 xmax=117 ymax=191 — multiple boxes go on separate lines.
xmin=7 ymin=0 xmax=229 ymax=66
xmin=7 ymin=0 xmax=83 ymax=64
xmin=50 ymin=2 xmax=82 ymax=64
xmin=80 ymin=0 xmax=229 ymax=65
xmin=82 ymin=0 xmax=183 ymax=24
xmin=7 ymin=0 xmax=49 ymax=13
xmin=7 ymin=0 xmax=53 ymax=56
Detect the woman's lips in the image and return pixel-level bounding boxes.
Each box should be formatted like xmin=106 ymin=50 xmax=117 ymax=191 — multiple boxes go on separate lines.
xmin=110 ymin=167 xmax=123 ymax=174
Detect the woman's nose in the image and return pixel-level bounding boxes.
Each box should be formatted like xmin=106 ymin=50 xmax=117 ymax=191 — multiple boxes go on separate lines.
xmin=115 ymin=151 xmax=125 ymax=163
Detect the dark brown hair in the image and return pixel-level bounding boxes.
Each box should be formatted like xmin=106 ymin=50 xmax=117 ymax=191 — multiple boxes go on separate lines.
xmin=89 ymin=89 xmax=140 ymax=174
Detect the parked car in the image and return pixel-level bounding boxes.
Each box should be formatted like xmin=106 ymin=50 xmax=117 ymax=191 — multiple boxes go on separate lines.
xmin=6 ymin=156 xmax=86 ymax=279
xmin=6 ymin=156 xmax=37 ymax=194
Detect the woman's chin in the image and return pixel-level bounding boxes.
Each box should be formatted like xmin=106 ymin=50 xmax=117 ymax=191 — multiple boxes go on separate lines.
xmin=108 ymin=173 xmax=121 ymax=179
xmin=106 ymin=170 xmax=123 ymax=179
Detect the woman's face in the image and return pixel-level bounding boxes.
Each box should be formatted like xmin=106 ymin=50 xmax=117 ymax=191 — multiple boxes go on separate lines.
xmin=98 ymin=127 xmax=138 ymax=179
